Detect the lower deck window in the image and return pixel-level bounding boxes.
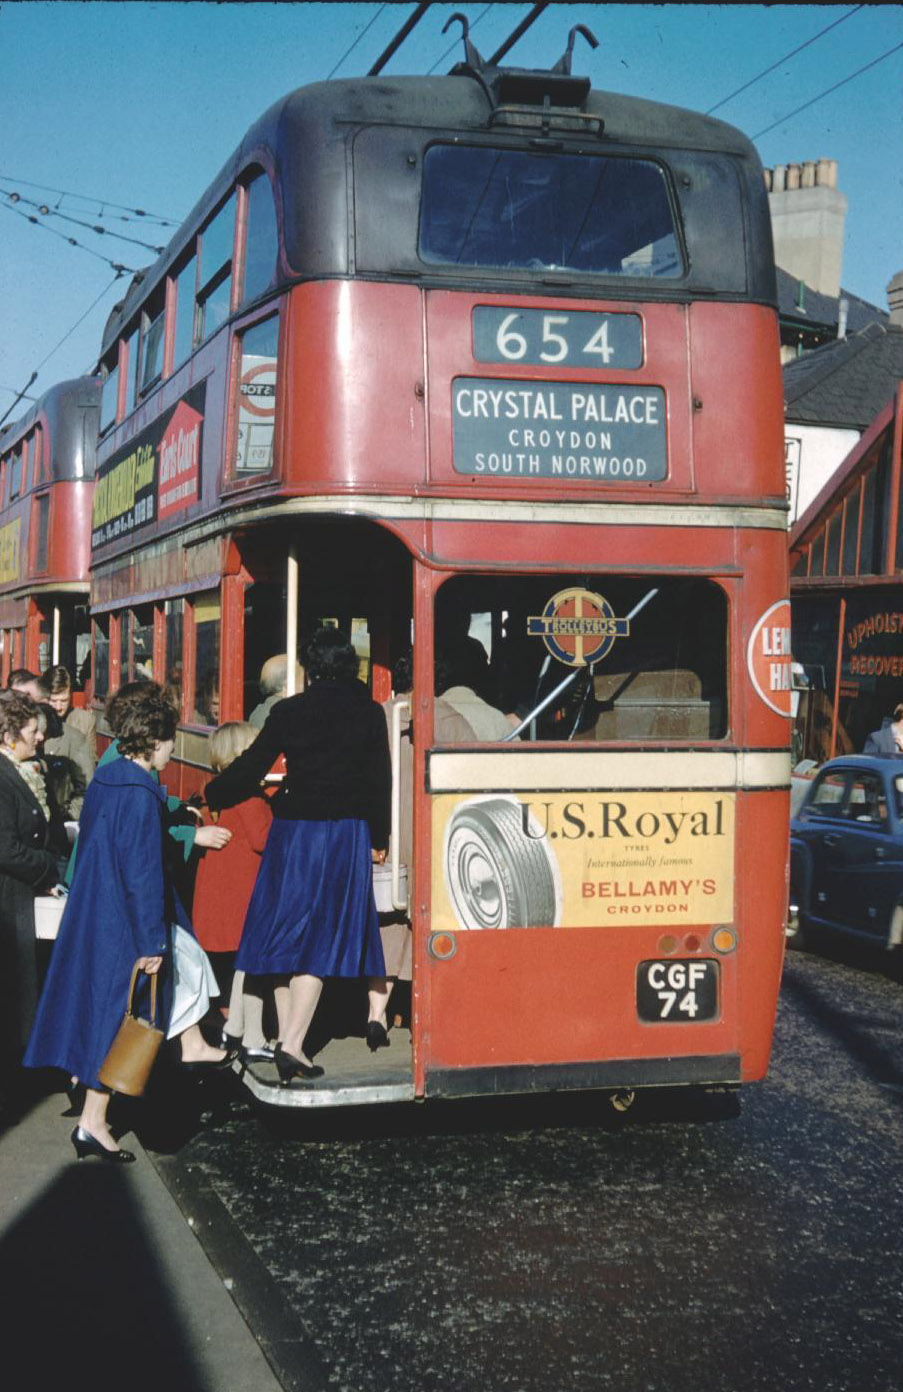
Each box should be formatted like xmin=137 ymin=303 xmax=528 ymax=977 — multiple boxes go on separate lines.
xmin=193 ymin=593 xmax=221 ymax=725
xmin=434 ymin=574 xmax=727 ymax=743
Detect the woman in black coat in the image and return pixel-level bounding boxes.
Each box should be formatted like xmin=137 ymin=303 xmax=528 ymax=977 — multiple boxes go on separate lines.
xmin=0 ymin=691 xmax=67 ymax=1097
xmin=204 ymin=628 xmax=391 ymax=1083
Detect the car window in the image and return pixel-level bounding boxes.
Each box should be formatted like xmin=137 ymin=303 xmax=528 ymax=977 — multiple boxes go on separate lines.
xmin=847 ymin=774 xmax=887 ymax=827
xmin=894 ymin=776 xmax=903 ymax=819
xmin=805 ymin=770 xmax=847 ymax=818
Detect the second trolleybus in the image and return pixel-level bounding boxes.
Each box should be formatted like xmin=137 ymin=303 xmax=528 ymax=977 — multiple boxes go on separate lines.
xmin=88 ymin=28 xmax=790 ymax=1109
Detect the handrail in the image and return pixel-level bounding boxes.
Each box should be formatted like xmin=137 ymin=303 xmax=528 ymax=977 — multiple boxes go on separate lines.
xmin=390 ymin=697 xmax=411 ymax=911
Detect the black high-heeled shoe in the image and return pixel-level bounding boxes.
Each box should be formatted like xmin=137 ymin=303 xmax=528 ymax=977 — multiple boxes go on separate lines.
xmin=273 ymin=1045 xmax=324 ymax=1084
xmin=366 ymin=1021 xmax=390 ymax=1052
xmin=181 ymin=1045 xmax=241 ymax=1074
xmin=70 ymin=1126 xmax=136 ymax=1164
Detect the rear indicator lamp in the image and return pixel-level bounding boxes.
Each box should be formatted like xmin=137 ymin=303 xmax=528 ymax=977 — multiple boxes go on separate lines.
xmin=428 ymin=931 xmax=457 ymax=960
xmin=711 ymin=927 xmax=737 ymax=953
xmin=657 ymin=934 xmax=679 ymax=954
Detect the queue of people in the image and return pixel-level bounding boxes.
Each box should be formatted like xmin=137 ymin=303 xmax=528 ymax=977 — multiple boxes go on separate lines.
xmin=4 ymin=624 xmax=511 ymax=1156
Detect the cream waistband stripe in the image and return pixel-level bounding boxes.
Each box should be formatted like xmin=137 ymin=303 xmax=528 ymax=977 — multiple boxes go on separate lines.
xmin=427 ymin=748 xmax=791 ymax=792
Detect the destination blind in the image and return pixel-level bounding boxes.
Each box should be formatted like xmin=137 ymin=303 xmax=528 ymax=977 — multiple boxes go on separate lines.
xmin=451 ymin=379 xmax=667 ymax=481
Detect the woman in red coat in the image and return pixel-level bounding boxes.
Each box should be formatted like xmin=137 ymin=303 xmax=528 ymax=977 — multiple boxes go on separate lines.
xmin=193 ymin=722 xmax=282 ymax=1059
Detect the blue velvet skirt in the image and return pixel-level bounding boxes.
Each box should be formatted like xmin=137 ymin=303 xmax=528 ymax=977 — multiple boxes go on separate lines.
xmin=235 ymin=818 xmax=385 ymax=978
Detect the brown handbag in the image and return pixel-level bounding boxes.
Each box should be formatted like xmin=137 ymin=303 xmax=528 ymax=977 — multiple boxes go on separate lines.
xmin=98 ymin=963 xmax=165 ymax=1097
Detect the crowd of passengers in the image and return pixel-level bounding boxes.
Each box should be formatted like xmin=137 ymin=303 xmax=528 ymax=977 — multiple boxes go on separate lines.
xmin=0 ymin=627 xmax=516 ymax=1161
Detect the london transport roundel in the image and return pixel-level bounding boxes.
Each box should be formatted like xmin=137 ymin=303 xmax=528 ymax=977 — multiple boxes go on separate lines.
xmin=527 ymin=588 xmax=630 ymax=668
xmin=747 ymin=599 xmax=792 ymax=717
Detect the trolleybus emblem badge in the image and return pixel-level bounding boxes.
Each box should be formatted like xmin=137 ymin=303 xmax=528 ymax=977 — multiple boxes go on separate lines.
xmin=528 ymin=588 xmax=629 ymax=667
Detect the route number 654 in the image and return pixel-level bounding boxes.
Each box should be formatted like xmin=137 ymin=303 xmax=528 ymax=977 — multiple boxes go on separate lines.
xmin=472 ymin=306 xmax=643 ymax=371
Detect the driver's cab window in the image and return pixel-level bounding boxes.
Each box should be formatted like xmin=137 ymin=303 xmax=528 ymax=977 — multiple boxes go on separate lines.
xmin=432 ymin=574 xmax=727 ymax=743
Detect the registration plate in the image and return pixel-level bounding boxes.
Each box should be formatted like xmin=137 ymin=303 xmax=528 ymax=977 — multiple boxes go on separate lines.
xmin=636 ymin=959 xmax=719 ymax=1023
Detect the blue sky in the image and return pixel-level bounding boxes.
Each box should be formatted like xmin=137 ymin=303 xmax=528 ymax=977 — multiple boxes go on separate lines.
xmin=1 ymin=2 xmax=901 ymax=416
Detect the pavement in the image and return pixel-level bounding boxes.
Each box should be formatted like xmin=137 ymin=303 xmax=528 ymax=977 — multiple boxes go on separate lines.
xmin=0 ymin=1077 xmax=286 ymax=1392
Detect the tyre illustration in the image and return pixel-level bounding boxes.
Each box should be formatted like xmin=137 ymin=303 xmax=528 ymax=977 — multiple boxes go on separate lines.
xmin=443 ymin=797 xmax=561 ymax=930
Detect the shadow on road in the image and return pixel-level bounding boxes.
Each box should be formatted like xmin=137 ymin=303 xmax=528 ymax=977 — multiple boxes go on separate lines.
xmin=782 ymin=953 xmax=903 ymax=1103
xmin=0 ymin=1164 xmax=212 ymax=1391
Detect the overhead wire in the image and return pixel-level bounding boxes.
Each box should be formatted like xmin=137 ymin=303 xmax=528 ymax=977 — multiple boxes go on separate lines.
xmin=32 ymin=274 xmax=121 ymax=376
xmin=327 ymin=3 xmax=388 ymax=78
xmin=0 ymin=171 xmax=179 ymax=226
xmin=706 ymin=5 xmax=865 ymax=114
xmin=751 ymin=42 xmax=903 ymax=141
xmin=1 ymin=187 xmax=166 ymax=254
xmin=1 ymin=198 xmax=138 ymax=275
xmin=0 ymin=273 xmax=120 ymax=422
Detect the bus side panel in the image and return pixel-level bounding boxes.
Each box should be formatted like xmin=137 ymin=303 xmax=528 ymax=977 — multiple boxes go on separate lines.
xmin=47 ymin=481 xmax=93 ymax=582
xmin=732 ymin=786 xmax=789 ymax=1080
xmin=284 ymin=281 xmax=427 ymax=491
xmin=688 ymin=302 xmax=785 ymax=501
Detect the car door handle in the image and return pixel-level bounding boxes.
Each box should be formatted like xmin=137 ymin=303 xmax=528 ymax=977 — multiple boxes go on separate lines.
xmin=874 ymin=846 xmax=886 ymax=859
xmin=822 ymin=833 xmax=840 ymax=846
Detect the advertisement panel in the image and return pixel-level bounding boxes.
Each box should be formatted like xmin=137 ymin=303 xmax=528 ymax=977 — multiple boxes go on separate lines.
xmin=92 ymin=383 xmax=206 ymax=548
xmin=0 ymin=519 xmax=21 ymax=585
xmin=431 ymin=789 xmax=735 ymax=932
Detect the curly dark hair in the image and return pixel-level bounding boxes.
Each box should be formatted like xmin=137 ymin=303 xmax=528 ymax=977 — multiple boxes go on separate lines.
xmin=0 ymin=690 xmax=40 ymax=745
xmin=304 ymin=627 xmax=360 ymax=683
xmin=106 ymin=680 xmax=178 ymax=757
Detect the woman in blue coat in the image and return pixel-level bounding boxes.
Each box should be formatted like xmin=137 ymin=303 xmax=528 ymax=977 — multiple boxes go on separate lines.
xmin=25 ymin=682 xmax=231 ymax=1162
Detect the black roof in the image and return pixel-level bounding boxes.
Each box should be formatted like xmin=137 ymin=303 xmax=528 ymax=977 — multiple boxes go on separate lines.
xmin=783 ymin=321 xmax=903 ymax=430
xmin=101 ymin=72 xmax=775 ymax=355
xmin=777 ymin=267 xmax=888 ymax=339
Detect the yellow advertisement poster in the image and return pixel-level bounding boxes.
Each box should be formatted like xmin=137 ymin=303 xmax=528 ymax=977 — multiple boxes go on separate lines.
xmin=431 ymin=791 xmax=735 ymax=931
xmin=0 ymin=520 xmax=20 ymax=585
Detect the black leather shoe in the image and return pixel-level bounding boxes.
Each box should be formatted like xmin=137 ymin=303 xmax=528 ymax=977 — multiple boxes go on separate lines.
xmin=70 ymin=1126 xmax=136 ymax=1164
xmin=274 ymin=1045 xmax=324 ymax=1084
xmin=366 ymin=1021 xmax=390 ymax=1052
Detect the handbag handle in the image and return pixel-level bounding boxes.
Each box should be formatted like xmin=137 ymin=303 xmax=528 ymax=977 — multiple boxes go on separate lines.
xmin=125 ymin=962 xmax=158 ymax=1028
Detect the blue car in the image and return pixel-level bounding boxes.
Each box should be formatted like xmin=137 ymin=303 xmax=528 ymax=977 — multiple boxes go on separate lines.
xmin=789 ymin=755 xmax=903 ymax=965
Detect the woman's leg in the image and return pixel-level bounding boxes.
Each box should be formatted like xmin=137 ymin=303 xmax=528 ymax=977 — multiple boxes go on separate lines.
xmin=367 ymin=976 xmax=391 ymax=1028
xmin=78 ymin=1087 xmax=117 ymax=1149
xmin=224 ymin=970 xmax=246 ymax=1043
xmin=179 ymin=1022 xmax=230 ymax=1063
xmin=280 ymin=973 xmax=323 ymax=1063
xmin=273 ymin=977 xmax=290 ymax=1039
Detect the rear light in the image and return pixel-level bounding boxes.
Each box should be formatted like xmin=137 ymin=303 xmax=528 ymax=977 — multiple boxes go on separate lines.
xmin=428 ymin=931 xmax=457 ymax=960
xmin=711 ymin=927 xmax=737 ymax=953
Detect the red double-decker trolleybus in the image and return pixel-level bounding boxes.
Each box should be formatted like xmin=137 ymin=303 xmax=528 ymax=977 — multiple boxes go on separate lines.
xmin=90 ymin=38 xmax=789 ymax=1110
xmin=0 ymin=377 xmax=98 ymax=685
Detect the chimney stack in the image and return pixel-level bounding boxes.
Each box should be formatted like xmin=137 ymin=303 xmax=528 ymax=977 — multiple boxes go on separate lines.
xmin=888 ymin=271 xmax=903 ymax=328
xmin=763 ymin=157 xmax=847 ymax=299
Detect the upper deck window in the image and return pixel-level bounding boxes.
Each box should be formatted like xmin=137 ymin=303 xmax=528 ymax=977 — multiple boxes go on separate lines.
xmin=124 ymin=326 xmax=140 ymax=415
xmin=233 ymin=316 xmax=279 ymax=479
xmin=198 ymin=193 xmax=236 ymax=342
xmin=139 ymin=301 xmax=166 ymax=395
xmin=8 ymin=448 xmax=21 ymax=500
xmin=32 ymin=493 xmax=50 ymax=572
xmin=32 ymin=428 xmax=46 ymax=486
xmin=173 ymin=256 xmax=198 ymax=369
xmin=100 ymin=360 xmax=119 ymax=434
xmin=420 ymin=146 xmax=682 ymax=278
xmin=241 ymin=173 xmax=278 ymax=306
